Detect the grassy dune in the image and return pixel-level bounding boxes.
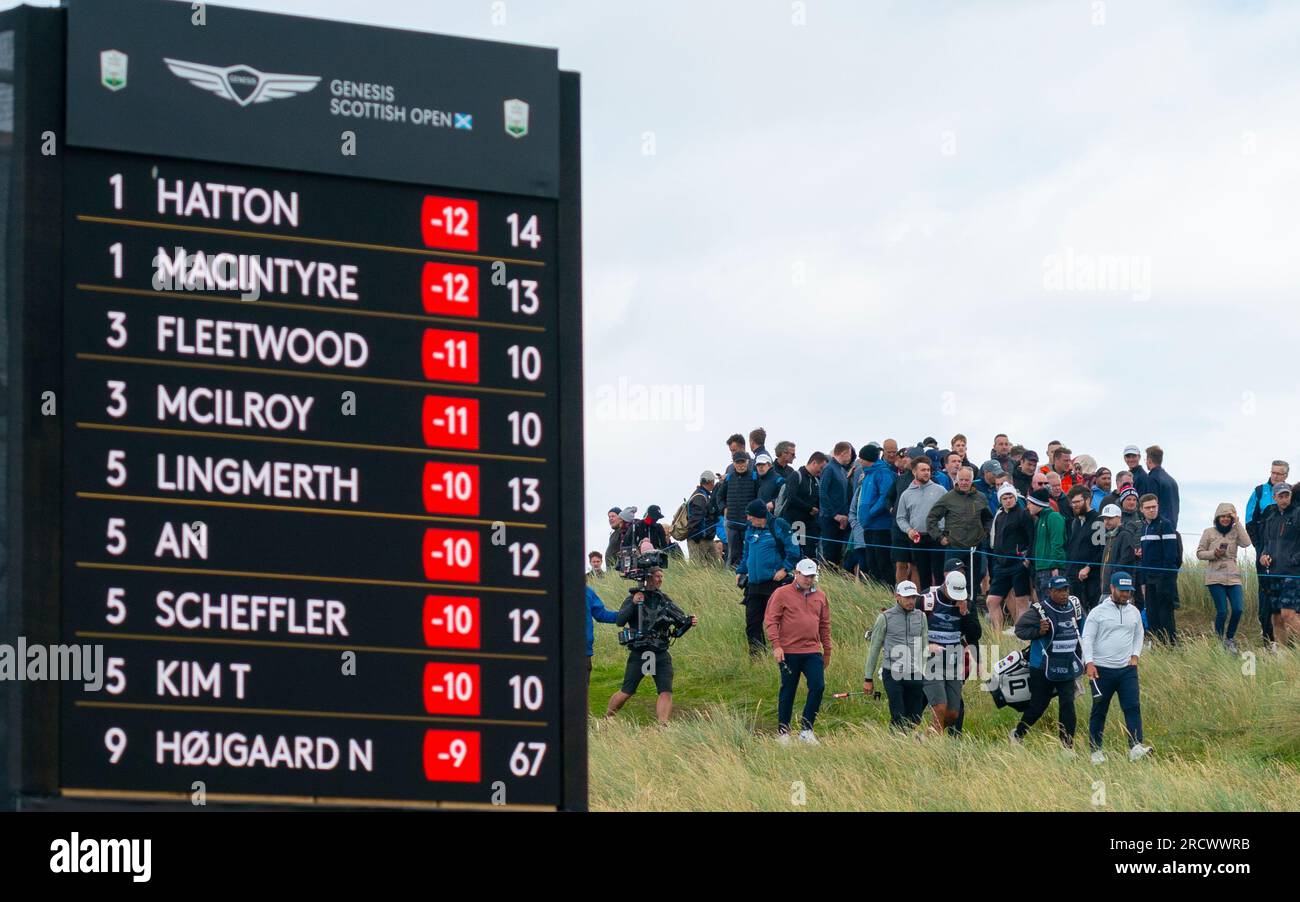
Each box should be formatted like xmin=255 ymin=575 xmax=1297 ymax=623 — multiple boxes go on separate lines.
xmin=586 ymin=562 xmax=1300 ymax=811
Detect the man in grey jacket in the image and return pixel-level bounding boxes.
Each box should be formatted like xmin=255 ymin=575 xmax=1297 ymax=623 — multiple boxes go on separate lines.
xmin=863 ymin=580 xmax=929 ymax=730
xmin=896 ymin=456 xmax=948 ymax=591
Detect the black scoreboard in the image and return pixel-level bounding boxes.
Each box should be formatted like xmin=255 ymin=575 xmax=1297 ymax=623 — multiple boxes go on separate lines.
xmin=1 ymin=0 xmax=586 ymax=810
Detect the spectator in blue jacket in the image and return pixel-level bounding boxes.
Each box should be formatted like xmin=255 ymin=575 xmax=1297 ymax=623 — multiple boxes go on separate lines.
xmin=1137 ymin=493 xmax=1180 ymax=644
xmin=737 ymin=499 xmax=798 ymax=655
xmin=1144 ymin=445 xmax=1180 ymax=530
xmin=933 ymin=451 xmax=962 ymax=491
xmin=857 ymin=443 xmax=896 ymax=585
xmin=1245 ymin=460 xmax=1289 ymax=545
xmin=818 ymin=442 xmax=854 ymax=567
xmin=977 ymin=460 xmax=1003 ymax=514
xmin=844 ymin=445 xmax=874 ymax=577
xmin=1246 ymin=460 xmax=1289 ymax=644
xmin=1090 ymin=468 xmax=1112 ymax=511
xmin=585 ymin=586 xmax=620 ymax=686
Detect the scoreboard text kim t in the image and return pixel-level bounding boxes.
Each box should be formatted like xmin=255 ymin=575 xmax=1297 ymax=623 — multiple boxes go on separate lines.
xmin=0 ymin=0 xmax=586 ymax=811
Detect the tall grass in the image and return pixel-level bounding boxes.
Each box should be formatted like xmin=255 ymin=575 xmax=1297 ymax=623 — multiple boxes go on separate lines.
xmin=586 ymin=560 xmax=1300 ymax=811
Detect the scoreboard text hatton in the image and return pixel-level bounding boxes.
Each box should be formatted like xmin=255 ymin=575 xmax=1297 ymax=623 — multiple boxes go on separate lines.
xmin=0 ymin=0 xmax=586 ymax=810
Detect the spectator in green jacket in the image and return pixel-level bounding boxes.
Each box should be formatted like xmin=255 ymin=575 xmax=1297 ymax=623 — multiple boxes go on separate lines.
xmin=926 ymin=465 xmax=992 ymax=586
xmin=1028 ymin=488 xmax=1067 ymax=602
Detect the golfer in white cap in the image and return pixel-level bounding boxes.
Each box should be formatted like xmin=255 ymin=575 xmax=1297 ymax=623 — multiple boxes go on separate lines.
xmin=764 ymin=558 xmax=832 ymax=744
xmin=863 ymin=580 xmax=930 ymax=729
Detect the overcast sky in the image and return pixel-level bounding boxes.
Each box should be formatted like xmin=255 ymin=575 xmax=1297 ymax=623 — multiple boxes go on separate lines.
xmin=21 ymin=0 xmax=1300 ymax=558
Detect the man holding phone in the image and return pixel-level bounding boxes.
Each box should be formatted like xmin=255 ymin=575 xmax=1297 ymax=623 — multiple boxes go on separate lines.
xmin=896 ymin=456 xmax=947 ymax=591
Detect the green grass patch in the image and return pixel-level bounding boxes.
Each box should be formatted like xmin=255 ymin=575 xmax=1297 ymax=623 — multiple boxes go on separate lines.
xmin=586 ymin=562 xmax=1300 ymax=811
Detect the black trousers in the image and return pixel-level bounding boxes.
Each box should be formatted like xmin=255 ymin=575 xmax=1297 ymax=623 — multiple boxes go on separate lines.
xmin=881 ymin=670 xmax=926 ymax=729
xmin=1258 ymin=570 xmax=1278 ymax=641
xmin=743 ymin=580 xmax=779 ymax=655
xmin=795 ymin=517 xmax=821 ymax=561
xmin=725 ymin=525 xmax=746 ymax=567
xmin=1070 ymin=570 xmax=1102 ymax=612
xmin=1143 ymin=578 xmax=1178 ymax=644
xmin=912 ymin=536 xmax=941 ymax=590
xmin=818 ymin=519 xmax=847 ymax=566
xmin=1014 ymin=667 xmax=1076 ymax=745
xmin=864 ymin=529 xmax=894 ymax=585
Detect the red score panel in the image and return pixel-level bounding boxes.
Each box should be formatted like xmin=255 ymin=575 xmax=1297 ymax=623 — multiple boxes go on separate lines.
xmin=422 ymin=461 xmax=481 ymax=516
xmin=422 ymin=528 xmax=481 ymax=583
xmin=423 ymin=595 xmax=481 ymax=649
xmin=421 ymin=395 xmax=480 ymax=450
xmin=422 ymin=729 xmax=481 ymax=783
xmin=422 ymin=661 xmax=481 ymax=716
xmin=422 ymin=262 xmax=479 ymax=318
xmin=421 ymin=195 xmax=478 ymax=251
xmin=421 ymin=328 xmax=480 ymax=384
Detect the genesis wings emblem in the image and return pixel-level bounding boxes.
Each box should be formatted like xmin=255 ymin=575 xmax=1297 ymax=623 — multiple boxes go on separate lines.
xmin=163 ymin=58 xmax=321 ymax=107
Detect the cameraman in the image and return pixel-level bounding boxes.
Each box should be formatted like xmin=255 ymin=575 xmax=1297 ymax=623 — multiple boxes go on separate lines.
xmin=604 ymin=567 xmax=698 ymax=726
xmin=737 ymin=499 xmax=798 ymax=656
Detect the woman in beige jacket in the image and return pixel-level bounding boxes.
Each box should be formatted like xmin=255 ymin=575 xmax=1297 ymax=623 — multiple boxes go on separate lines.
xmin=1195 ymin=502 xmax=1251 ymax=651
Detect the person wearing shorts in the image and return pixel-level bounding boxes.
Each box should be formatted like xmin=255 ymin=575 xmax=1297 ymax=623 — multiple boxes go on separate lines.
xmin=986 ymin=483 xmax=1032 ymax=635
xmin=1256 ymin=482 xmax=1300 ymax=649
xmin=619 ymin=648 xmax=673 ymax=696
xmin=1273 ymin=574 xmax=1300 ymax=647
xmin=919 ymin=569 xmax=971 ymax=734
xmin=603 ymin=568 xmax=696 ymax=725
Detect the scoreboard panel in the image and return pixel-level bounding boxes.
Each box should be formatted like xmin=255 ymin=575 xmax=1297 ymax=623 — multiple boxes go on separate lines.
xmin=1 ymin=0 xmax=585 ymax=810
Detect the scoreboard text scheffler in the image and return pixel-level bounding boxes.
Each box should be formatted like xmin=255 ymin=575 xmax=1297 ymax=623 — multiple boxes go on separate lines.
xmin=50 ymin=0 xmax=582 ymax=810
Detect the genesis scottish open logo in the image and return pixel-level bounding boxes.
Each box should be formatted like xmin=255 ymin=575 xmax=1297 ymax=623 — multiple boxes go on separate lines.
xmin=164 ymin=58 xmax=321 ymax=107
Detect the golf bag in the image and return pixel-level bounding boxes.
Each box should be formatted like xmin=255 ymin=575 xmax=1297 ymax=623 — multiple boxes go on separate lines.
xmin=985 ymin=648 xmax=1033 ymax=712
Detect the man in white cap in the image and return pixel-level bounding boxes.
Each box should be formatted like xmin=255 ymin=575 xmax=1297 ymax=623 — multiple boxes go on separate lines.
xmin=863 ymin=580 xmax=929 ymax=729
xmin=919 ymin=567 xmax=971 ymax=734
xmin=764 ymin=558 xmax=832 ymax=744
xmin=1122 ymin=444 xmax=1151 ymax=496
xmin=987 ymin=482 xmax=1033 ymax=635
xmin=1099 ymin=503 xmax=1141 ymax=592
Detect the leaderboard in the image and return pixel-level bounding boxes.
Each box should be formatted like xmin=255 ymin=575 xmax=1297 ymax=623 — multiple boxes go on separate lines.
xmin=35 ymin=0 xmax=582 ymax=809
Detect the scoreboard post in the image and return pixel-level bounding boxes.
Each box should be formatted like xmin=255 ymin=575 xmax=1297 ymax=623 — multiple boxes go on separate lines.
xmin=0 ymin=0 xmax=586 ymax=811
